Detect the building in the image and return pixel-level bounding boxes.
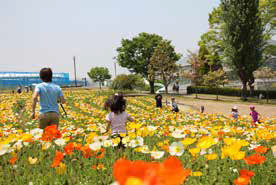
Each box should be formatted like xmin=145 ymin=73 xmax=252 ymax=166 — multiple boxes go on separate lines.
xmin=0 ymin=72 xmax=70 ymax=89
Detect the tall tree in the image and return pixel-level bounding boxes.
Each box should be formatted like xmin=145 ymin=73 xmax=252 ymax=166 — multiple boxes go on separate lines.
xmin=116 ymin=33 xmax=163 ymax=93
xmin=87 ymin=67 xmax=111 ymax=89
xmin=221 ymin=0 xmax=264 ymax=99
xmin=149 ymin=40 xmax=181 ymax=94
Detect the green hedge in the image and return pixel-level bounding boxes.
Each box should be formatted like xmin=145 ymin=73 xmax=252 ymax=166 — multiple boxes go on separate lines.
xmin=187 ymin=86 xmax=276 ymax=99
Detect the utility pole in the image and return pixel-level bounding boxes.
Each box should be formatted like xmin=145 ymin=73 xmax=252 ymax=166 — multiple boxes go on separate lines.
xmin=114 ymin=62 xmax=117 ymax=77
xmin=113 ymin=57 xmax=117 ymax=78
xmin=73 ymin=56 xmax=77 ymax=87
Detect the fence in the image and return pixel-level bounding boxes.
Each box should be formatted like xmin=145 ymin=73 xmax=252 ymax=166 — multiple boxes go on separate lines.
xmin=0 ymin=72 xmax=70 ymax=89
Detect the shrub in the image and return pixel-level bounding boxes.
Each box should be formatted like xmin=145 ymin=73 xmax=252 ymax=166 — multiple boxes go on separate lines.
xmin=187 ymin=86 xmax=276 ymax=99
xmin=111 ymin=74 xmax=146 ymax=90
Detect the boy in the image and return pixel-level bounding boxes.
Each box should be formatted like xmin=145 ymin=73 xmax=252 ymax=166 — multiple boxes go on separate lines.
xmin=32 ymin=68 xmax=65 ymax=129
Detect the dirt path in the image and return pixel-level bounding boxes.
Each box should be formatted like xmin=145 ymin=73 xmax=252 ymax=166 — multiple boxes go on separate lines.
xmin=176 ymin=98 xmax=276 ymax=118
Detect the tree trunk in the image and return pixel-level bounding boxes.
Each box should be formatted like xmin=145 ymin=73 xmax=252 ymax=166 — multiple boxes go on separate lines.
xmin=241 ymin=80 xmax=247 ymax=101
xmin=248 ymin=76 xmax=255 ymax=97
xmin=165 ymin=85 xmax=168 ymax=94
xmin=195 ymin=87 xmax=198 ymax=99
xmin=216 ymin=88 xmax=219 ymax=101
xmin=99 ymin=82 xmax=102 ymax=89
xmin=149 ymin=80 xmax=155 ymax=94
xmin=266 ymin=88 xmax=269 ymax=104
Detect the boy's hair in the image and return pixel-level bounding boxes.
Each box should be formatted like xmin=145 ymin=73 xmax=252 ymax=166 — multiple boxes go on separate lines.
xmin=40 ymin=68 xmax=53 ymax=82
xmin=110 ymin=94 xmax=126 ymax=114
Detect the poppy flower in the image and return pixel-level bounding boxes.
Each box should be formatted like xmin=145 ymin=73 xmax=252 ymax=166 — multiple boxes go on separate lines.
xmin=244 ymin=154 xmax=266 ymax=165
xmin=234 ymin=176 xmax=250 ymax=185
xmin=254 ymin=146 xmax=268 ymax=154
xmin=239 ymin=169 xmax=254 ymax=178
xmin=113 ymin=157 xmax=190 ymax=185
xmin=10 ymin=157 xmax=17 ymax=165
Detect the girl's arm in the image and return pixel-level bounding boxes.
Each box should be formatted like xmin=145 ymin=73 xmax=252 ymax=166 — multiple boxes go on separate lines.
xmin=128 ymin=114 xmax=134 ymax=122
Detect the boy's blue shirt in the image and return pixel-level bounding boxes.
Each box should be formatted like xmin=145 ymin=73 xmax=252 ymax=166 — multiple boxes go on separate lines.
xmin=35 ymin=82 xmax=63 ymax=114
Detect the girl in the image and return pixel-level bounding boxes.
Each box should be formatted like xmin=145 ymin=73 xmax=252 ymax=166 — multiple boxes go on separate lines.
xmin=104 ymin=94 xmax=134 ymax=148
xmin=231 ymin=106 xmax=239 ymax=120
xmin=249 ymin=105 xmax=261 ymax=125
xmin=171 ymin=98 xmax=179 ymax=112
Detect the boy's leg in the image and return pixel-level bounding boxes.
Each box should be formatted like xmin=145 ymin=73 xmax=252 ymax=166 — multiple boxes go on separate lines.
xmin=39 ymin=113 xmax=50 ymax=129
xmin=48 ymin=112 xmax=59 ymax=128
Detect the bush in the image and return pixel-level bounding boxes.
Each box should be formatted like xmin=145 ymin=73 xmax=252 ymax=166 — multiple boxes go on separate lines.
xmin=111 ymin=74 xmax=147 ymax=90
xmin=187 ymin=86 xmax=276 ymax=99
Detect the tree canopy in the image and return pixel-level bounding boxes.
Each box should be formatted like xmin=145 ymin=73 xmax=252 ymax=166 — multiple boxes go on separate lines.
xmin=87 ymin=67 xmax=111 ymax=89
xmin=116 ymin=32 xmax=164 ymax=93
xmin=222 ymin=0 xmax=264 ymax=98
xmin=149 ymin=40 xmax=181 ymax=94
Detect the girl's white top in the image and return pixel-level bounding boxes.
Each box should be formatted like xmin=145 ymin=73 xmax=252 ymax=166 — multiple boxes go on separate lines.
xmin=106 ymin=111 xmax=134 ymax=134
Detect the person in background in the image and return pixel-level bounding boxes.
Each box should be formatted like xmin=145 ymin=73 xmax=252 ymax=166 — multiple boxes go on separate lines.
xmin=171 ymin=98 xmax=179 ymax=112
xmin=155 ymin=94 xmax=163 ymax=108
xmin=17 ymin=86 xmax=22 ymax=94
xmin=200 ymin=106 xmax=205 ymax=113
xmin=104 ymin=94 xmax=134 ymax=148
xmin=249 ymin=105 xmax=261 ymax=126
xmin=32 ymin=68 xmax=66 ymax=129
xmin=231 ymin=106 xmax=239 ymax=120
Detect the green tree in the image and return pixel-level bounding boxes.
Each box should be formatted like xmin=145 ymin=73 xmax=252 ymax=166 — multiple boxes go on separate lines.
xmin=203 ymin=69 xmax=228 ymax=100
xmin=221 ymin=0 xmax=264 ymax=99
xmin=87 ymin=67 xmax=111 ymax=89
xmin=116 ymin=33 xmax=163 ymax=94
xmin=111 ymin=74 xmax=146 ymax=90
xmin=149 ymin=40 xmax=181 ymax=94
xmin=254 ymin=67 xmax=276 ymax=103
xmin=181 ymin=51 xmax=203 ymax=98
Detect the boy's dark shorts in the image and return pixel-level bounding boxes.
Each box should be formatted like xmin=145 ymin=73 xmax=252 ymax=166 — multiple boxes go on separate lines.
xmin=39 ymin=112 xmax=59 ymax=129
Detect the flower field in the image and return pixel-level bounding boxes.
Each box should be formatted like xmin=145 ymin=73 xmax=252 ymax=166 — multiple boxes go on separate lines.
xmin=0 ymin=90 xmax=275 ymax=185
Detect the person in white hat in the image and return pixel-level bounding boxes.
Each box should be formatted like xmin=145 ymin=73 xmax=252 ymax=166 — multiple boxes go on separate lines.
xmin=231 ymin=106 xmax=239 ymax=120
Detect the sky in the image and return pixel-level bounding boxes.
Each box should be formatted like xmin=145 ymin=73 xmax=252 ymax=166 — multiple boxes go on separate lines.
xmin=0 ymin=0 xmax=220 ymax=80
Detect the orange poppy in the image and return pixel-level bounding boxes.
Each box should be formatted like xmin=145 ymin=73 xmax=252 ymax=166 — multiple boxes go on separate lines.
xmin=51 ymin=151 xmax=64 ymax=168
xmin=234 ymin=176 xmax=250 ymax=185
xmin=81 ymin=146 xmax=93 ymax=158
xmin=113 ymin=157 xmax=190 ymax=185
xmin=10 ymin=157 xmax=17 ymax=165
xmin=239 ymin=169 xmax=254 ymax=178
xmin=244 ymin=154 xmax=266 ymax=165
xmin=64 ymin=142 xmax=75 ymax=155
xmin=254 ymin=146 xmax=269 ymax=154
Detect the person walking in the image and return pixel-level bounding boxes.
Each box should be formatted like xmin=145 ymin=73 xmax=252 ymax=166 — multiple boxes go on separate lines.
xmin=32 ymin=68 xmax=65 ymax=129
xmin=155 ymin=94 xmax=163 ymax=108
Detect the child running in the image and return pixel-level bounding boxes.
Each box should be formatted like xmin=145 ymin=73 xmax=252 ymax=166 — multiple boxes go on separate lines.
xmin=104 ymin=94 xmax=134 ymax=148
xmin=231 ymin=106 xmax=239 ymax=120
xmin=249 ymin=105 xmax=261 ymax=125
xmin=171 ymin=98 xmax=179 ymax=112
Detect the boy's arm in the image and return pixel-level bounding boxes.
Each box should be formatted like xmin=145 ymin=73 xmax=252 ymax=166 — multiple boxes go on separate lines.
xmin=32 ymin=92 xmax=39 ymax=119
xmin=59 ymin=88 xmax=66 ymax=104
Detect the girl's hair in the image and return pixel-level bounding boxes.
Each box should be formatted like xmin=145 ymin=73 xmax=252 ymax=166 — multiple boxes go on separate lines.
xmin=110 ymin=94 xmax=126 ymax=114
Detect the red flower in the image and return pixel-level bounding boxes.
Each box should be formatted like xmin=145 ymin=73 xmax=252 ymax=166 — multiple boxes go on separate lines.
xmin=10 ymin=157 xmax=17 ymax=165
xmin=244 ymin=154 xmax=266 ymax=165
xmin=113 ymin=157 xmax=191 ymax=185
xmin=234 ymin=176 xmax=250 ymax=185
xmin=51 ymin=151 xmax=64 ymax=168
xmin=64 ymin=142 xmax=75 ymax=155
xmin=81 ymin=146 xmax=93 ymax=158
xmin=254 ymin=146 xmax=268 ymax=154
xmin=41 ymin=125 xmax=62 ymax=141
xmin=239 ymin=169 xmax=254 ymax=178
